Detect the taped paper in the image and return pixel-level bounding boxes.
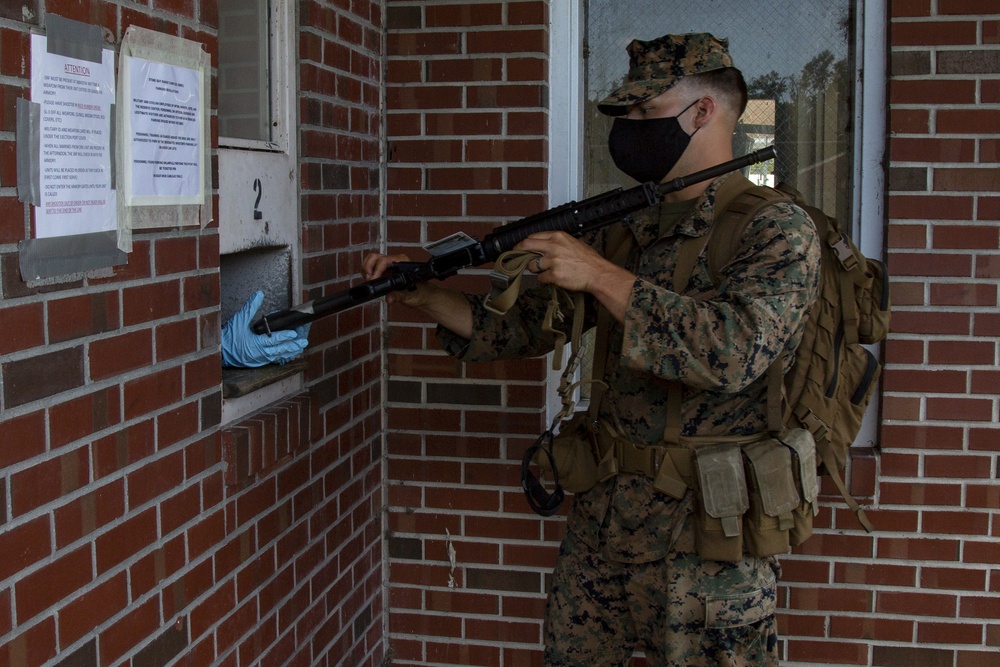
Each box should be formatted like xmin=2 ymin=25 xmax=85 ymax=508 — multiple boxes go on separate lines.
xmin=15 ymin=98 xmax=40 ymax=205
xmin=19 ymin=231 xmax=126 ymax=281
xmin=46 ymin=14 xmax=104 ymax=63
xmin=117 ymin=26 xmax=212 ymax=252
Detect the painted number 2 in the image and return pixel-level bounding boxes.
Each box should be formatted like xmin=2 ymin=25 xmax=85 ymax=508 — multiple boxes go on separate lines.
xmin=253 ymin=178 xmax=263 ymax=220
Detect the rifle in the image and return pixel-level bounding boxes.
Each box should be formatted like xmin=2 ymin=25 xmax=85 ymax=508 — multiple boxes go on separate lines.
xmin=251 ymin=146 xmax=776 ymax=334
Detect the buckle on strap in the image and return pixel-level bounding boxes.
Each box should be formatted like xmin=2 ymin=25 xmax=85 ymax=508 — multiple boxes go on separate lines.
xmin=830 ymin=232 xmax=859 ymax=272
xmin=795 ymin=405 xmax=830 ymax=441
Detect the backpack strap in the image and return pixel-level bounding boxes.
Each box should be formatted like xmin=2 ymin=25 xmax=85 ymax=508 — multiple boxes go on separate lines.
xmin=588 ymin=222 xmax=633 ymax=424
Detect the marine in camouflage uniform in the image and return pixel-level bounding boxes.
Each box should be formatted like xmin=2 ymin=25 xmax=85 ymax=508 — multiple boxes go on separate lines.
xmin=434 ymin=32 xmax=821 ymax=667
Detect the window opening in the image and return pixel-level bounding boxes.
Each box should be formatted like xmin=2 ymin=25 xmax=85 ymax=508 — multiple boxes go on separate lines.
xmin=217 ymin=0 xmax=301 ymax=424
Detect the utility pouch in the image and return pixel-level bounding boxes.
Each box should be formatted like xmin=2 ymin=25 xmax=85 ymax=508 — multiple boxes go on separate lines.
xmin=534 ymin=412 xmax=600 ymax=494
xmin=782 ymin=428 xmax=818 ymax=546
xmin=692 ymin=443 xmax=748 ymax=562
xmin=742 ymin=438 xmax=801 ymax=558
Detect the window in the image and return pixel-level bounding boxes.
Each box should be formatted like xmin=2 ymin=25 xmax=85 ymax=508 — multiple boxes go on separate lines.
xmin=549 ymin=1 xmax=886 ymax=444
xmin=217 ymin=0 xmax=302 ymax=424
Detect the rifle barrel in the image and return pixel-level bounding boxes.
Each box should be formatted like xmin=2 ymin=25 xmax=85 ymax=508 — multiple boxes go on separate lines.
xmin=251 ymin=146 xmax=777 ymax=335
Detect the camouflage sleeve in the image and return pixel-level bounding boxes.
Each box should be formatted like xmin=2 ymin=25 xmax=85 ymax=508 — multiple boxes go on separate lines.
xmin=436 ymin=285 xmax=579 ymax=362
xmin=436 ymin=226 xmax=610 ymax=362
xmin=619 ymin=202 xmax=820 ymax=393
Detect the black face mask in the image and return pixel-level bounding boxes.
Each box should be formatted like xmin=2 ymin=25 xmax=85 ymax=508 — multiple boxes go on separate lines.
xmin=607 ymin=100 xmax=698 ymax=183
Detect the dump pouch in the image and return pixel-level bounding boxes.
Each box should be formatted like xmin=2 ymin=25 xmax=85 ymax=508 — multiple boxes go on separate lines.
xmin=693 ymin=443 xmax=748 ymax=562
xmin=533 ymin=412 xmax=600 ymax=494
xmin=782 ymin=428 xmax=818 ymax=546
xmin=742 ymin=438 xmax=800 ymax=557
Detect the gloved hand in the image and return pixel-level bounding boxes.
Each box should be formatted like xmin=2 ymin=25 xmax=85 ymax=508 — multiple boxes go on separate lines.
xmin=221 ymin=291 xmax=310 ymax=368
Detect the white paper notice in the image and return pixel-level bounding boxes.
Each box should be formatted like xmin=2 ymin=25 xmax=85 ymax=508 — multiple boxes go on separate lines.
xmin=30 ymin=34 xmax=116 ymax=239
xmin=124 ymin=56 xmax=203 ymax=205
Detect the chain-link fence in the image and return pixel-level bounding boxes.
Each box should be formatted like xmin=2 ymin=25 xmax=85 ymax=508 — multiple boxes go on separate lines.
xmin=584 ymin=0 xmax=854 ymax=227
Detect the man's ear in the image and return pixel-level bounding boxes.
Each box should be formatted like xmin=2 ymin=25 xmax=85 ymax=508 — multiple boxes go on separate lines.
xmin=691 ymin=96 xmax=717 ymax=129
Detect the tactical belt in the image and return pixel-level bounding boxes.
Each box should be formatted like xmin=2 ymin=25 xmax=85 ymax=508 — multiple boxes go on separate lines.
xmin=591 ymin=419 xmax=770 ymax=500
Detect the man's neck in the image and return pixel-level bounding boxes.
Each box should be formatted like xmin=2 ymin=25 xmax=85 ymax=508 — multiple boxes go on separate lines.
xmin=660 ymin=147 xmax=735 ymax=203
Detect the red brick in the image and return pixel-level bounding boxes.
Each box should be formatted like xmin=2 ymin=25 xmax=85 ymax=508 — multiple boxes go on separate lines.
xmin=123 ymin=280 xmax=181 ymax=326
xmin=154 ymin=236 xmax=199 ymax=275
xmin=971 ymin=370 xmax=1000 ymax=394
xmin=885 ymin=339 xmax=925 ymax=364
xmin=99 ymin=597 xmax=159 ymax=664
xmin=95 ymin=508 xmax=158 ymax=574
xmin=976 ymin=255 xmax=1000 ymax=279
xmin=881 ymin=481 xmax=962 ymax=506
xmin=927 ymin=339 xmax=996 ymax=365
xmin=10 ymin=446 xmax=90 ymax=517
xmin=921 ymin=566 xmax=987 ymax=591
xmin=891 ymin=20 xmax=978 ymax=46
xmin=0 ymin=302 xmax=44 ymax=355
xmin=184 ymin=353 xmax=221 ymax=396
xmin=973 ymin=310 xmax=1000 ymax=335
xmin=890 ymin=108 xmax=929 ymax=134
xmin=918 ymin=621 xmax=985 ymax=645
xmin=889 ymin=194 xmax=974 ymax=220
xmin=984 ymin=80 xmax=1000 ymax=104
xmin=53 ymin=478 xmax=125 ymax=548
xmin=960 ymin=595 xmax=1000 ymax=620
xmin=0 ymin=616 xmax=57 ymax=667
xmin=829 ymin=616 xmax=914 ymax=642
xmin=889 ymin=136 xmax=976 ymax=164
xmin=156 ymin=318 xmax=198 ymax=361
xmin=157 ymin=401 xmax=200 ymax=448
xmin=924 ymin=509 xmax=991 ymax=536
xmin=924 ymin=454 xmax=994 ymax=480
xmin=935 ymin=169 xmax=1000 ymax=193
xmin=890 ymin=310 xmax=970 ymax=335
xmin=933 ymin=225 xmax=1000 ymax=250
xmin=929 ymin=283 xmax=998 ymax=307
xmin=939 ymin=109 xmax=1000 ymax=134
xmin=888 ymin=223 xmax=928 ymax=248
xmin=183 ymin=272 xmax=220 ymax=312
xmin=0 ymin=515 xmax=51 ymax=581
xmin=0 ymin=409 xmax=46 ymax=468
xmin=2 ymin=345 xmax=86 ymax=408
xmin=126 ymin=451 xmax=185 ymax=509
xmin=89 ymin=328 xmax=153 ymax=380
xmin=889 ymin=252 xmax=972 ymax=278
xmin=890 ymin=79 xmax=976 ymax=105
xmin=939 ymin=0 xmax=1000 ymax=15
xmin=926 ymin=396 xmax=993 ymax=421
xmin=0 ymin=195 xmax=25 ymax=244
xmin=883 ymin=368 xmax=967 ymax=393
xmin=58 ymin=572 xmax=129 ymax=647
xmin=891 ymin=0 xmax=932 ymax=16
xmin=47 ymin=291 xmax=119 ymax=343
xmin=15 ymin=545 xmax=92 ymax=622
xmin=49 ymin=386 xmax=121 ymax=449
xmin=93 ymin=419 xmax=156 ymax=479
xmin=881 ymin=424 xmax=965 ymax=450
xmin=877 ymin=590 xmax=957 ymax=617
xmin=123 ymin=366 xmax=183 ymax=420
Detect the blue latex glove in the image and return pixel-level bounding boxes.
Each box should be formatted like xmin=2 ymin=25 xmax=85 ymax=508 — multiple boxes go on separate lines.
xmin=221 ymin=291 xmax=310 ymax=368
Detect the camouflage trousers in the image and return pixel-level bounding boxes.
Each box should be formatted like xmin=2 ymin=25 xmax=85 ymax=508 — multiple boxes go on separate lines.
xmin=543 ymin=518 xmax=780 ymax=666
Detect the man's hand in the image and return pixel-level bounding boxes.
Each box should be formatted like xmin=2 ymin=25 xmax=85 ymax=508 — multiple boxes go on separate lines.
xmin=517 ymin=231 xmax=636 ymax=322
xmin=361 ymin=251 xmax=474 ymax=338
xmin=221 ymin=291 xmax=310 ymax=368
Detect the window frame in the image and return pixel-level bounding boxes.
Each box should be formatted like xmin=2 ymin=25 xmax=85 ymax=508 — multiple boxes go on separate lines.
xmin=217 ymin=0 xmax=302 ymax=426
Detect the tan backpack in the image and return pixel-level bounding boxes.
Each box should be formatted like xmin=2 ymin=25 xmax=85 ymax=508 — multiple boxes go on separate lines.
xmin=706 ymin=176 xmax=891 ymax=532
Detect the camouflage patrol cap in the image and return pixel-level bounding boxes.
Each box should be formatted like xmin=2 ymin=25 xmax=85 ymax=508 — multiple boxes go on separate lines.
xmin=597 ymin=33 xmax=735 ymax=116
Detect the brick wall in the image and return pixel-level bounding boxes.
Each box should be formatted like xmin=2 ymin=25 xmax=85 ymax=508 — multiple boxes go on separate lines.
xmin=382 ymin=2 xmax=1000 ymax=667
xmin=0 ymin=1 xmax=384 ymax=665
xmin=383 ymin=1 xmax=555 ymax=664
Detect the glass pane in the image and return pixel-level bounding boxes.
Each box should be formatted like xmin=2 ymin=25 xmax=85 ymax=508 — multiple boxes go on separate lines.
xmin=218 ymin=0 xmax=271 ymax=142
xmin=585 ymin=0 xmax=854 ymax=229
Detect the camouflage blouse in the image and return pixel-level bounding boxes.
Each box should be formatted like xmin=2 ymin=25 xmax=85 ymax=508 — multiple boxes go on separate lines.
xmin=438 ymin=172 xmax=821 ymax=563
